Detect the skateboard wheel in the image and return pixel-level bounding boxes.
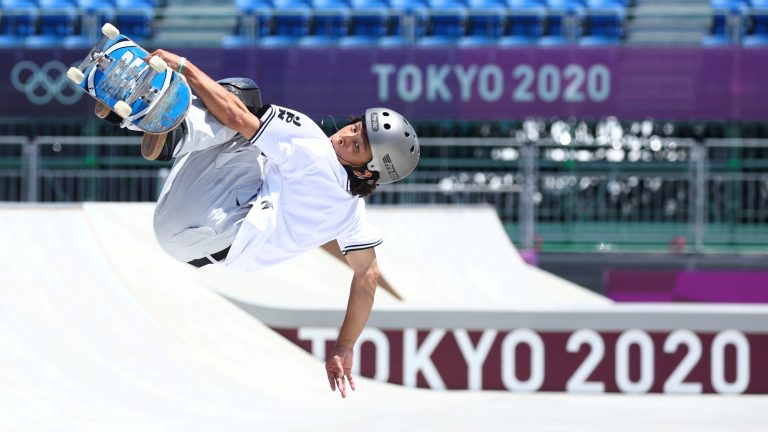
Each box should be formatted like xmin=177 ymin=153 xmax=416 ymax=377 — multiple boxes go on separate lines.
xmin=149 ymin=56 xmax=167 ymax=73
xmin=113 ymin=101 xmax=132 ymax=118
xmin=102 ymin=23 xmax=120 ymax=40
xmin=66 ymin=67 xmax=84 ymax=85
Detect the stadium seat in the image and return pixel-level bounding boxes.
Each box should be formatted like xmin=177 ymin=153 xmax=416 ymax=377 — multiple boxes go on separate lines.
xmin=339 ymin=4 xmax=388 ymax=45
xmin=1 ymin=0 xmax=39 ymax=37
xmin=38 ymin=0 xmax=79 ymax=38
xmin=700 ymin=33 xmax=730 ymax=45
xmin=545 ymin=0 xmax=585 ymax=42
xmin=233 ymin=0 xmax=272 ymax=40
xmin=25 ymin=34 xmax=65 ymax=48
xmin=416 ymin=34 xmax=458 ymax=45
xmin=0 ymin=35 xmax=25 ymax=47
xmin=114 ymin=0 xmax=155 ymax=40
xmin=221 ymin=34 xmax=250 ymax=48
xmin=235 ymin=0 xmax=273 ymax=13
xmin=77 ymin=0 xmax=117 ymax=29
xmin=390 ymin=0 xmax=428 ymax=11
xmin=261 ymin=0 xmax=311 ymax=45
xmin=538 ymin=34 xmax=570 ymax=44
xmin=62 ymin=34 xmax=92 ymax=47
xmin=710 ymin=0 xmax=749 ymax=41
xmin=747 ymin=0 xmax=768 ymax=40
xmin=388 ymin=0 xmax=429 ymax=42
xmin=259 ymin=34 xmax=303 ymax=46
xmin=298 ymin=34 xmax=341 ymax=45
xmin=307 ymin=0 xmax=350 ymax=43
xmin=742 ymin=33 xmax=768 ymax=45
xmin=578 ymin=34 xmax=620 ymax=45
xmin=421 ymin=0 xmax=467 ymax=45
xmin=506 ymin=0 xmax=546 ymax=41
xmin=456 ymin=34 xmax=498 ymax=45
xmin=337 ymin=34 xmax=380 ymax=46
xmin=583 ymin=0 xmax=624 ymax=42
xmin=377 ymin=34 xmax=409 ymax=46
xmin=466 ymin=0 xmax=507 ymax=39
xmin=497 ymin=34 xmax=537 ymax=45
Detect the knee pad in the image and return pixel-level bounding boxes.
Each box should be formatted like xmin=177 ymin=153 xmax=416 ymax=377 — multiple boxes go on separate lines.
xmin=217 ymin=77 xmax=262 ymax=115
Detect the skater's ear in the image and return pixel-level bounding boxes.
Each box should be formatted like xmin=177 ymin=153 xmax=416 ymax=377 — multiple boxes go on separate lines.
xmin=352 ymin=169 xmax=374 ymax=179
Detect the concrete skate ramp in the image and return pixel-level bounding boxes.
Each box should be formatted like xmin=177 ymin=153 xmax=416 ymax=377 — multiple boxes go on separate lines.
xmin=366 ymin=206 xmax=609 ymax=308
xmin=207 ymin=204 xmax=609 ymax=310
xmin=0 ymin=204 xmax=765 ymax=430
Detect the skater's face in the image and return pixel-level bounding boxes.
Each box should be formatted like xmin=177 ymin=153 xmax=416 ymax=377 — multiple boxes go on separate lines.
xmin=330 ymin=121 xmax=373 ymax=167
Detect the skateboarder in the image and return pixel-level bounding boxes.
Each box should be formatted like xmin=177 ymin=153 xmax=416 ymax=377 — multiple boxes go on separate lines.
xmin=134 ymin=50 xmax=420 ymax=399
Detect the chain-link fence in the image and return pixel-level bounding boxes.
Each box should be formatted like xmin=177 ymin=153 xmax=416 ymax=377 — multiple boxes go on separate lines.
xmin=1 ymin=134 xmax=766 ymax=252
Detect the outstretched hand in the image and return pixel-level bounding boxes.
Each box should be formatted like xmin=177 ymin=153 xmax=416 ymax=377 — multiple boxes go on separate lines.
xmin=325 ymin=345 xmax=356 ymax=398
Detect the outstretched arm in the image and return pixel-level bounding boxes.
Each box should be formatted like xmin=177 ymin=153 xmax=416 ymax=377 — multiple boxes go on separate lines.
xmin=325 ymin=247 xmax=380 ymax=398
xmin=146 ymin=50 xmax=261 ymax=138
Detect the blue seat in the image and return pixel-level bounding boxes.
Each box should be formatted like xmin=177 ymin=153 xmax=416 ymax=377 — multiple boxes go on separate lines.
xmin=350 ymin=0 xmax=388 ymax=6
xmin=417 ymin=34 xmax=458 ymax=45
xmin=309 ymin=0 xmax=350 ymax=39
xmin=583 ymin=2 xmax=624 ymax=41
xmin=389 ymin=4 xmax=428 ymax=42
xmin=498 ymin=34 xmax=537 ymax=45
xmin=700 ymin=33 xmax=729 ymax=45
xmin=114 ymin=0 xmax=155 ymax=39
xmin=577 ymin=34 xmax=620 ymax=45
xmin=337 ymin=34 xmax=380 ymax=46
xmin=0 ymin=34 xmax=25 ymax=47
xmin=743 ymin=33 xmax=768 ymax=45
xmin=38 ymin=0 xmax=79 ymax=37
xmin=466 ymin=0 xmax=506 ymax=38
xmin=76 ymin=1 xmax=116 ymax=45
xmin=506 ymin=0 xmax=546 ymax=39
xmin=538 ymin=34 xmax=570 ymax=45
xmin=62 ymin=33 xmax=92 ymax=47
xmin=426 ymin=0 xmax=467 ymax=44
xmin=346 ymin=6 xmax=389 ymax=38
xmin=456 ymin=34 xmax=497 ymax=45
xmin=77 ymin=0 xmax=117 ymax=22
xmin=235 ymin=0 xmax=272 ymax=13
xmin=748 ymin=0 xmax=768 ymax=37
xmin=1 ymin=0 xmax=39 ymax=37
xmin=545 ymin=0 xmax=585 ymax=41
xmin=268 ymin=0 xmax=311 ymax=42
xmin=233 ymin=0 xmax=272 ymax=39
xmin=709 ymin=0 xmax=749 ymax=40
xmin=221 ymin=34 xmax=250 ymax=48
xmin=298 ymin=34 xmax=340 ymax=45
xmin=25 ymin=34 xmax=64 ymax=48
xmin=259 ymin=34 xmax=302 ymax=46
xmin=390 ymin=0 xmax=428 ymax=10
xmin=377 ymin=34 xmax=408 ymax=46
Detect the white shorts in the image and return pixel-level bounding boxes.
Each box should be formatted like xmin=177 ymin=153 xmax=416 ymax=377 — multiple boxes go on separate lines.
xmin=153 ymin=102 xmax=264 ymax=263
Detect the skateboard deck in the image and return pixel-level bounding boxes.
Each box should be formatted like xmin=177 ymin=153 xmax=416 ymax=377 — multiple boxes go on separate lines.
xmin=67 ymin=23 xmax=192 ymax=135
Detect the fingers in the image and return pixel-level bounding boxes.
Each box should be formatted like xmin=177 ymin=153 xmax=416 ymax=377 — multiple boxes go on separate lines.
xmin=336 ymin=374 xmax=346 ymax=398
xmin=326 ymin=354 xmax=356 ymax=399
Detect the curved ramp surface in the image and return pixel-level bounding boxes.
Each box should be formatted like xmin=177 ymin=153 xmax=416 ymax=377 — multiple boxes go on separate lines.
xmin=0 ymin=204 xmax=765 ymax=431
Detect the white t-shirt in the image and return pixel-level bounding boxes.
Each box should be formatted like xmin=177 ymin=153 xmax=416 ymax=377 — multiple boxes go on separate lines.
xmin=222 ymin=105 xmax=382 ymax=272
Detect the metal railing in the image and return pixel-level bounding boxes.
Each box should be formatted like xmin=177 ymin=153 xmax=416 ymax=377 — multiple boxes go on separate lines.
xmin=1 ymin=135 xmax=766 ymax=252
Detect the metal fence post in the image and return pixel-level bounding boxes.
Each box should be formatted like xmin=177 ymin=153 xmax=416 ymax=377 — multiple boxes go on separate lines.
xmin=23 ymin=138 xmax=38 ymax=202
xmin=690 ymin=141 xmax=707 ymax=253
xmin=519 ymin=140 xmax=536 ymax=250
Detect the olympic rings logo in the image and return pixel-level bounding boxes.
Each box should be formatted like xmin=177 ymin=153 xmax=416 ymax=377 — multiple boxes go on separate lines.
xmin=11 ymin=60 xmax=83 ymax=105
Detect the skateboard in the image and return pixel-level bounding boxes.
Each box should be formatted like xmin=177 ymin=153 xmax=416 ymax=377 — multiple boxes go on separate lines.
xmin=67 ymin=23 xmax=192 ymax=135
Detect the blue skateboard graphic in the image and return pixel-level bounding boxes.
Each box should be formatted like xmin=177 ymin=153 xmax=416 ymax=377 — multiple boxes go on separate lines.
xmin=67 ymin=23 xmax=192 ymax=135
